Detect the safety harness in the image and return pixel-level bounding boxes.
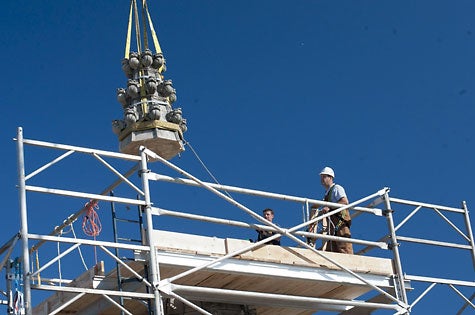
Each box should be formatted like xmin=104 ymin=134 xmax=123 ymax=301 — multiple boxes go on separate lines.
xmin=324 ymin=184 xmax=351 ymax=232
xmin=306 ymin=184 xmax=351 ymax=247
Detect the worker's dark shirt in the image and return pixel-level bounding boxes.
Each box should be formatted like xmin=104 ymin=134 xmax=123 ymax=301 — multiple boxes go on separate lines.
xmin=257 ymin=229 xmax=281 ymax=245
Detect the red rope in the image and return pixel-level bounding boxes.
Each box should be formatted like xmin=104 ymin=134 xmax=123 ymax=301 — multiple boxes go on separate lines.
xmin=82 ymin=200 xmax=102 ymax=237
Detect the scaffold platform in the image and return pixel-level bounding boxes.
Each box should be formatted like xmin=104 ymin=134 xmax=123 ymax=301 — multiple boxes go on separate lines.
xmin=33 ymin=230 xmax=398 ymax=315
xmin=1 ymin=128 xmax=473 ymax=315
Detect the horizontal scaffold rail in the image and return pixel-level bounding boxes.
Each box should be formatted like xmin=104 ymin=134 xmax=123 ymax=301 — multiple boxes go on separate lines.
xmin=31 ymin=284 xmax=154 ymax=300
xmin=389 ymin=197 xmax=465 ymax=213
xmin=152 ymin=206 xmax=388 ymax=249
xmin=20 ymin=138 xmax=142 ymax=161
xmin=150 ymin=173 xmax=385 ymax=216
xmin=10 ymin=130 xmax=474 ymax=315
xmin=28 ymin=234 xmax=150 ymax=252
xmin=165 ymin=283 xmax=405 ymax=313
xmin=25 ymin=185 xmax=146 ymax=206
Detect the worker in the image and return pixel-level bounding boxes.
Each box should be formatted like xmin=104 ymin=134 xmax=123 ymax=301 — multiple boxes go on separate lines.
xmin=255 ymin=208 xmax=281 ymax=245
xmin=308 ymin=167 xmax=353 ymax=254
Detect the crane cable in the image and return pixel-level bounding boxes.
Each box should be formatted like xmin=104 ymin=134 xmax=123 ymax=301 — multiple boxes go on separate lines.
xmin=125 ymin=0 xmax=163 ymax=67
xmin=133 ymin=0 xmax=142 ymax=54
xmin=141 ymin=0 xmax=149 ymax=50
xmin=184 ymin=141 xmax=234 ymax=200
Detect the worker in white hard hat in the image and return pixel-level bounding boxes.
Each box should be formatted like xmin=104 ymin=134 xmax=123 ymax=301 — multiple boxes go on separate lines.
xmin=307 ymin=166 xmax=353 ymax=254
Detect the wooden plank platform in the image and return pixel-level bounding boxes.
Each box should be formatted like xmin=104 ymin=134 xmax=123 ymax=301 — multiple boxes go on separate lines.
xmin=33 ymin=230 xmax=398 ymax=315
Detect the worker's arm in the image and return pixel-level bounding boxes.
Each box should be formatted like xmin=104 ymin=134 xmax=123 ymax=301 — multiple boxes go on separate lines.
xmin=322 ymin=196 xmax=348 ymax=213
xmin=338 ymin=196 xmax=349 ymax=205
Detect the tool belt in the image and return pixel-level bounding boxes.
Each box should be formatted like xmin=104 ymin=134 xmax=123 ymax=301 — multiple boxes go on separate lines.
xmin=331 ymin=212 xmax=352 ymax=231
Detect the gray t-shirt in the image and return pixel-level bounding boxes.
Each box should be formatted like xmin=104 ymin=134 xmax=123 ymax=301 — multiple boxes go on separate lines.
xmin=325 ymin=184 xmax=347 ymax=203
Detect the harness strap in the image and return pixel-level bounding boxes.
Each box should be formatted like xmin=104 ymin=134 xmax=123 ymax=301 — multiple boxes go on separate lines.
xmin=324 ymin=184 xmax=351 ymax=228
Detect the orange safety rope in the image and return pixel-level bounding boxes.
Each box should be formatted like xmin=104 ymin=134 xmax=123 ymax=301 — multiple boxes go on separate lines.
xmin=82 ymin=200 xmax=102 ymax=237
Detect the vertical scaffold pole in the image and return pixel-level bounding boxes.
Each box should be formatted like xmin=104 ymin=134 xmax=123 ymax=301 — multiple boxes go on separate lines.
xmin=6 ymin=259 xmax=13 ymax=315
xmin=16 ymin=127 xmax=31 ymax=315
xmin=461 ymin=201 xmax=475 ymax=270
xmin=139 ymin=147 xmax=164 ymax=314
xmin=383 ymin=189 xmax=409 ymax=312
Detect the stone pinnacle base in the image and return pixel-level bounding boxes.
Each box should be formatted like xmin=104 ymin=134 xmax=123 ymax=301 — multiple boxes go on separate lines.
xmin=119 ymin=128 xmax=184 ymax=160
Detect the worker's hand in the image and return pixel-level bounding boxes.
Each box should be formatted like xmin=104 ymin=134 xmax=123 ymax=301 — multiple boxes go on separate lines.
xmin=321 ymin=206 xmax=330 ymax=213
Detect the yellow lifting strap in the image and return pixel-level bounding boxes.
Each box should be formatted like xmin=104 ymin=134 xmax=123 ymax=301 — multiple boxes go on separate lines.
xmin=124 ymin=1 xmax=134 ymax=59
xmin=145 ymin=1 xmax=162 ymax=54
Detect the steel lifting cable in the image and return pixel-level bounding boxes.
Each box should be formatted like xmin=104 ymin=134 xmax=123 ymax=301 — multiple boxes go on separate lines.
xmin=131 ymin=0 xmax=151 ymax=116
xmin=141 ymin=0 xmax=149 ymax=50
xmin=125 ymin=0 xmax=162 ymax=66
xmin=185 ymin=141 xmax=234 ymax=200
xmin=133 ymin=0 xmax=142 ymax=53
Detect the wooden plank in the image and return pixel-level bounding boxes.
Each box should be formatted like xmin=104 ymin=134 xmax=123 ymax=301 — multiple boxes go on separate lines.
xmin=226 ymin=238 xmax=393 ymax=276
xmin=151 ymin=229 xmax=227 ymax=255
xmin=33 ymin=261 xmax=106 ymax=315
xmin=151 ymin=231 xmax=393 ymax=276
xmin=34 ymin=231 xmax=398 ymax=314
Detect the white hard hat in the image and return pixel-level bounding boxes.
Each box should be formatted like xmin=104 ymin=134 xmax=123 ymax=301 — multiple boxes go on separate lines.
xmin=319 ymin=166 xmax=335 ymax=178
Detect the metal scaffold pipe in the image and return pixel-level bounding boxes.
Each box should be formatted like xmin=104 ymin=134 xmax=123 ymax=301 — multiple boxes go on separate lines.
xmin=462 ymin=201 xmax=475 ymax=270
xmin=16 ymin=127 xmax=31 ymax=315
xmin=150 ymin=174 xmax=384 ymax=216
xmin=143 ymin=147 xmax=403 ymax=307
xmin=383 ymin=190 xmax=409 ymax=312
xmin=139 ymin=147 xmax=164 ymax=314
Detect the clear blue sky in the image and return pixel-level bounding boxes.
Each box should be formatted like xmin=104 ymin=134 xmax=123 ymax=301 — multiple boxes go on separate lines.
xmin=1 ymin=1 xmax=474 ymax=314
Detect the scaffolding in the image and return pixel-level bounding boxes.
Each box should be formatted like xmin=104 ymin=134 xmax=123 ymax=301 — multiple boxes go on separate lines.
xmin=0 ymin=127 xmax=474 ymax=315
